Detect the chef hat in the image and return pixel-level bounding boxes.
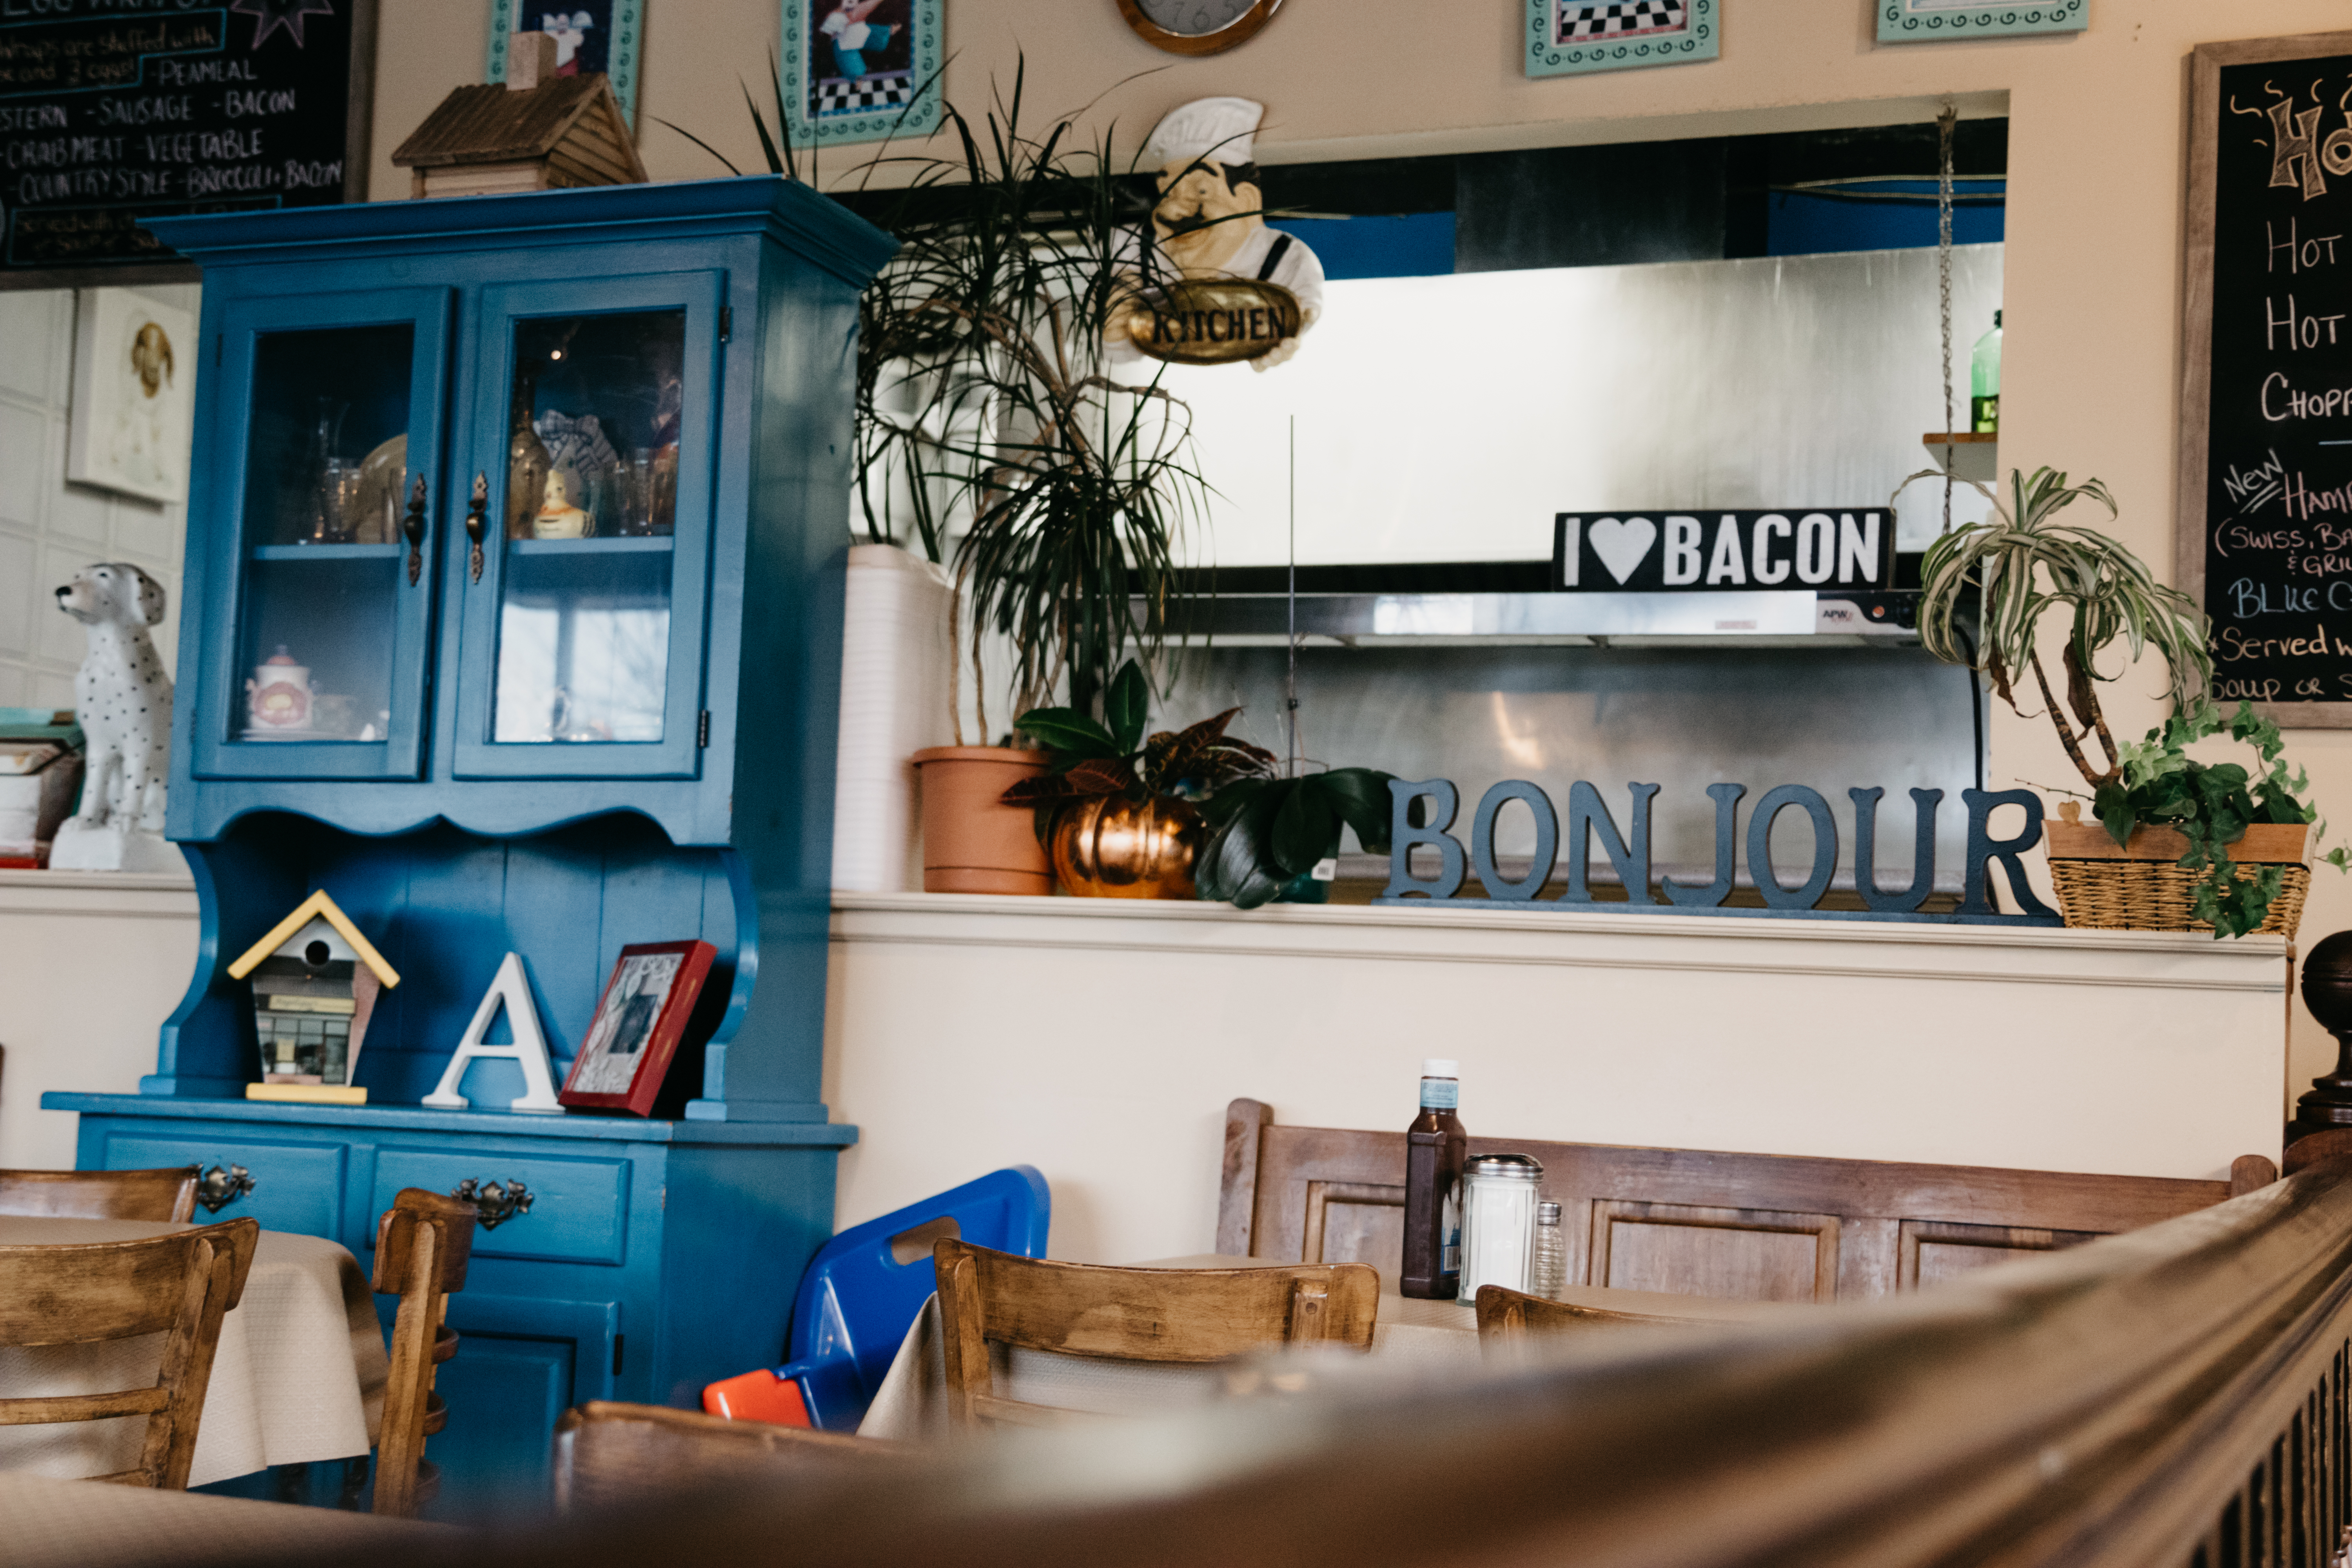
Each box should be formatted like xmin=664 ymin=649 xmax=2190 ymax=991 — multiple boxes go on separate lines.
xmin=1140 ymin=97 xmax=1264 ymax=170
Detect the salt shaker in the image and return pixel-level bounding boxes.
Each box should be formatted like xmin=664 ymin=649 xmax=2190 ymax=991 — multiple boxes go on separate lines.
xmin=1530 ymin=1200 xmax=1567 ymax=1299
xmin=1458 ymin=1152 xmax=1544 ymax=1302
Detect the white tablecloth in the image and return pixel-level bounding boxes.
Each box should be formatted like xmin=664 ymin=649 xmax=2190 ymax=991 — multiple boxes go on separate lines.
xmin=0 ymin=1474 xmax=458 ymax=1568
xmin=0 ymin=1218 xmax=387 ymax=1487
xmin=856 ymin=1254 xmax=1807 ymax=1441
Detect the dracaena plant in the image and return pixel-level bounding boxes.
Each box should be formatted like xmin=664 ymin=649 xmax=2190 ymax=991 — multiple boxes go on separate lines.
xmin=1901 ymin=465 xmax=2341 ymax=937
xmin=998 ymin=661 xmax=1275 ymax=826
xmin=665 ymin=60 xmax=1210 ymax=733
xmin=1904 ymin=465 xmax=2213 ymax=792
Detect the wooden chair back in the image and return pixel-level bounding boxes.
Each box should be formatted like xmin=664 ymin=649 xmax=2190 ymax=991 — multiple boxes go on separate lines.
xmin=370 ymin=1187 xmax=478 ymax=1517
xmin=552 ymin=1400 xmax=910 ymax=1515
xmin=1218 ymin=1098 xmax=2274 ymax=1304
xmin=933 ymin=1238 xmax=1379 ymax=1432
xmin=0 ymin=1217 xmax=259 ymax=1487
xmin=1474 ymin=1283 xmax=1704 ymax=1338
xmin=0 ymin=1166 xmax=200 ymax=1222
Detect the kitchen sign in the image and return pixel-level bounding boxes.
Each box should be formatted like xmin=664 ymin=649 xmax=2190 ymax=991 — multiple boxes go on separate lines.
xmin=1130 ymin=277 xmax=1303 ymax=366
xmin=1553 ymin=510 xmax=1895 ymax=593
xmin=1377 ymin=776 xmax=2060 ymax=927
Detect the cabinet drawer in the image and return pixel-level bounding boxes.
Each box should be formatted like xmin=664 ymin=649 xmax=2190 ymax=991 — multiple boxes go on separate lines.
xmin=101 ymin=1133 xmax=347 ymax=1238
xmin=371 ymin=1149 xmax=630 ymax=1265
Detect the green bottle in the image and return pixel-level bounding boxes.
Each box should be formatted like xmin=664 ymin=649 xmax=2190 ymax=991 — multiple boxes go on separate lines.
xmin=1971 ymin=309 xmax=2002 ymax=434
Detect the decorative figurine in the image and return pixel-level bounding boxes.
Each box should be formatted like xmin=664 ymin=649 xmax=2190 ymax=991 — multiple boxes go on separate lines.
xmin=227 ymin=889 xmax=401 ymax=1105
xmin=1111 ymin=97 xmax=1327 ymax=370
xmin=425 ymin=951 xmax=565 ymax=1113
xmin=533 ymin=470 xmax=593 ymax=538
xmin=49 ymin=562 xmax=178 ymax=873
xmin=245 ymin=646 xmax=313 ymax=734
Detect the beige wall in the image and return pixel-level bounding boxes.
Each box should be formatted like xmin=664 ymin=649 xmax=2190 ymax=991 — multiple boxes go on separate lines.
xmin=368 ymin=0 xmax=2352 ymax=1091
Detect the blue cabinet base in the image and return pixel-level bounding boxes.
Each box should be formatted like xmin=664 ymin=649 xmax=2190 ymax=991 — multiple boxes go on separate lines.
xmin=45 ymin=1092 xmax=857 ymax=1511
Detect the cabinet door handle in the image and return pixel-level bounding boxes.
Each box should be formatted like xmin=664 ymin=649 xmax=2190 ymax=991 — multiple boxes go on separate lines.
xmin=195 ymin=1162 xmax=255 ymax=1214
xmin=465 ymin=472 xmax=488 ymax=584
xmin=451 ymin=1177 xmax=532 ymax=1230
xmin=402 ymin=474 xmax=429 ymax=586
xmin=466 ymin=472 xmax=494 ymax=588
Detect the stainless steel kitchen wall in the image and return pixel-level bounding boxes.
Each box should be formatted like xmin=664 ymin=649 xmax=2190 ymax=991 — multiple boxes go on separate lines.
xmin=1160 ymin=644 xmax=1984 ymax=888
xmin=1152 ymin=243 xmax=2007 ymax=565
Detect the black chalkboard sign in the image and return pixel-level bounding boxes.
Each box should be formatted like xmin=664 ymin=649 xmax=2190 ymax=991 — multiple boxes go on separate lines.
xmin=0 ymin=0 xmax=375 ymax=290
xmin=2180 ymin=31 xmax=2352 ymax=724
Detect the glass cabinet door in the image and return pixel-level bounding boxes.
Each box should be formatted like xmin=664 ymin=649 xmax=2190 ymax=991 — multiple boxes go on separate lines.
xmin=192 ymin=289 xmax=452 ymax=781
xmin=453 ymin=273 xmax=720 ymax=780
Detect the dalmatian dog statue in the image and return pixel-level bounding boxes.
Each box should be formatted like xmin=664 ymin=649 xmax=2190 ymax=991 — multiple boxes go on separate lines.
xmin=54 ymin=563 xmax=172 ymax=837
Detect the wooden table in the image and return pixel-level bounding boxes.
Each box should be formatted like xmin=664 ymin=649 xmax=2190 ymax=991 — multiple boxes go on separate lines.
xmin=0 ymin=1218 xmax=387 ymax=1487
xmin=0 ymin=1474 xmax=456 ymax=1567
xmin=857 ymin=1253 xmax=1812 ymax=1441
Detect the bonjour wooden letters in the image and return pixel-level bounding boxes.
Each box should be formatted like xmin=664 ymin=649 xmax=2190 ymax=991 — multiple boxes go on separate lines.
xmin=1382 ymin=778 xmax=2058 ymax=925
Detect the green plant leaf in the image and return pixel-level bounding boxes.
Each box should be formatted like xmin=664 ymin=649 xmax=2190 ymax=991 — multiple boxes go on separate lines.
xmin=2093 ymin=782 xmax=2136 ymax=847
xmin=1309 ymin=769 xmax=1397 ymax=854
xmin=1105 ymin=661 xmax=1149 ymax=755
xmin=1013 ymin=708 xmax=1120 ymax=758
xmin=1197 ymin=789 xmax=1286 ymax=909
xmin=1272 ymin=782 xmax=1338 ymax=876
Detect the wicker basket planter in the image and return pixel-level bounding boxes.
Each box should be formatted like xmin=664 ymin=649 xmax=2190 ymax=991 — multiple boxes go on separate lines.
xmin=2045 ymin=818 xmax=2310 ymax=936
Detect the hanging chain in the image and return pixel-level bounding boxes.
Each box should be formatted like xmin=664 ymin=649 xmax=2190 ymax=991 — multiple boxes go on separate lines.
xmin=1937 ymin=105 xmax=1957 ymax=537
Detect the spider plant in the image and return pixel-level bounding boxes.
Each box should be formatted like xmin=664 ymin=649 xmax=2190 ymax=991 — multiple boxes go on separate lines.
xmin=1901 ymin=465 xmax=2212 ymax=791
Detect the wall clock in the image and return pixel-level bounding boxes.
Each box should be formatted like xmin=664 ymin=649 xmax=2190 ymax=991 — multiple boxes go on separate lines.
xmin=1117 ymin=0 xmax=1283 ymax=56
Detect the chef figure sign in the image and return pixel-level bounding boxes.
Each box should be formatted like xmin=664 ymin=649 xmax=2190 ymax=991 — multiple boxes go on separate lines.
xmin=1112 ymin=97 xmax=1327 ymax=371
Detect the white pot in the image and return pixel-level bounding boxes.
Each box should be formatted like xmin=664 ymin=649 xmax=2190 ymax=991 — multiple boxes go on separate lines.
xmin=833 ymin=543 xmax=956 ymax=893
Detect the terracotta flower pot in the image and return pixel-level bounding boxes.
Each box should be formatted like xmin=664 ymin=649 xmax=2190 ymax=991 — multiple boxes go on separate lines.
xmin=1051 ymin=795 xmax=1203 ymax=900
xmin=911 ymin=747 xmax=1053 ymax=895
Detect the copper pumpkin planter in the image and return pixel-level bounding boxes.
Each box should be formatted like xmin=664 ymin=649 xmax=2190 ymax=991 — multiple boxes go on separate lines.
xmin=1051 ymin=795 xmax=1203 ymax=899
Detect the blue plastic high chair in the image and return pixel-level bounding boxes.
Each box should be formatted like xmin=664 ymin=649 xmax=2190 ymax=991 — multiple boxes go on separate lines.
xmin=703 ymin=1165 xmax=1050 ymax=1430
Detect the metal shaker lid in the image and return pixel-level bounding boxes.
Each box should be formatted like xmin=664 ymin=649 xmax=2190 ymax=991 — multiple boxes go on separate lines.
xmin=1464 ymin=1152 xmax=1543 ymax=1180
xmin=1537 ymin=1201 xmax=1562 ymax=1223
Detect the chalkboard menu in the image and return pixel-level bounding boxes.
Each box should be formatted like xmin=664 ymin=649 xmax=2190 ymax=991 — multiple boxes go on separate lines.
xmin=0 ymin=0 xmax=375 ymax=289
xmin=2180 ymin=32 xmax=2352 ymax=725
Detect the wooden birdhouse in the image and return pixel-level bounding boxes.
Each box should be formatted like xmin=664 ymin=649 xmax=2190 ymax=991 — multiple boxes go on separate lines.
xmin=390 ymin=32 xmax=648 ymax=200
xmin=227 ymin=891 xmax=400 ymax=1105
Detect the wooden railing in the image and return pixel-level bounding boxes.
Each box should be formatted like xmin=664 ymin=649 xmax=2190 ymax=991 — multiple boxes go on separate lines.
xmin=302 ymin=1158 xmax=2352 ymax=1568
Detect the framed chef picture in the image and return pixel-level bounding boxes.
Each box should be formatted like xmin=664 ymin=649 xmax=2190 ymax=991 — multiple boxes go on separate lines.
xmin=1876 ymin=0 xmax=2084 ymax=43
xmin=1527 ymin=0 xmax=1718 ymax=78
xmin=558 ymin=940 xmax=717 ymax=1115
xmin=487 ymin=1 xmax=646 ymax=123
xmin=782 ymin=0 xmax=944 ymax=147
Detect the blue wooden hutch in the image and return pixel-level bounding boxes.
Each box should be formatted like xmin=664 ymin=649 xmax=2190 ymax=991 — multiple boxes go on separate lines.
xmin=43 ymin=177 xmax=894 ymax=1511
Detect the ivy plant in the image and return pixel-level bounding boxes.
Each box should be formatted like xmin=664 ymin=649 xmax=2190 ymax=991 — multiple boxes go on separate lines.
xmin=2093 ymin=698 xmax=2348 ymax=938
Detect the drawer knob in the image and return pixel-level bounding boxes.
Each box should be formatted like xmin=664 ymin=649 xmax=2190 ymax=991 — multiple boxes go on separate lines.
xmin=195 ymin=1163 xmax=255 ymax=1214
xmin=451 ymin=1178 xmax=533 ymax=1230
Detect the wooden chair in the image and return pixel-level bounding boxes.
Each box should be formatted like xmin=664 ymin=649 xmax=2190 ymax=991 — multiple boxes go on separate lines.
xmin=932 ymin=1238 xmax=1379 ymax=1432
xmin=0 ymin=1166 xmax=200 ymax=1222
xmin=552 ymin=1401 xmax=910 ymax=1515
xmin=370 ymin=1187 xmax=478 ymax=1517
xmin=0 ymin=1216 xmax=259 ymax=1487
xmin=1219 ymin=1097 xmax=2279 ymax=1304
xmin=1474 ymin=1283 xmax=1704 ymax=1338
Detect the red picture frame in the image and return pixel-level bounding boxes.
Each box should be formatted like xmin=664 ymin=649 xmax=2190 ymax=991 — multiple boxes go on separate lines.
xmin=557 ymin=940 xmax=717 ymax=1116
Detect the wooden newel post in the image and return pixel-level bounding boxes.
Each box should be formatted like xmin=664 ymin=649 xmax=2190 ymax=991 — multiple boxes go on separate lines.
xmin=2288 ymin=933 xmax=2352 ymax=1165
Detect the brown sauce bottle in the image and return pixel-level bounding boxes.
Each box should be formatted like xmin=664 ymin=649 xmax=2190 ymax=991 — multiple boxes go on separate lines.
xmin=1401 ymin=1058 xmax=1466 ymax=1299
